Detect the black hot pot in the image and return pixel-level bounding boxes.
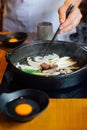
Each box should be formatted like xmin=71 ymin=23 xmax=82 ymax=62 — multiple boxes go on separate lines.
xmin=6 ymin=40 xmax=87 ymax=90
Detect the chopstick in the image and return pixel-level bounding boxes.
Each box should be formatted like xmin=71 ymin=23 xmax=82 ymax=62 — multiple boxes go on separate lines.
xmin=43 ymin=4 xmax=75 ymax=57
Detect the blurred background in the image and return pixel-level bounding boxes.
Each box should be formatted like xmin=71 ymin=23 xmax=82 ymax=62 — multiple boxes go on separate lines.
xmin=0 ymin=0 xmax=87 ymax=43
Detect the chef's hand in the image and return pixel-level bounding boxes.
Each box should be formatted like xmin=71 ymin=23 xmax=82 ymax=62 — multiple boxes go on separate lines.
xmin=58 ymin=5 xmax=82 ymax=33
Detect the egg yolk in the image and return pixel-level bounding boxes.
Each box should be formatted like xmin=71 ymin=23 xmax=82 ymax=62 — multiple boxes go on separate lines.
xmin=9 ymin=38 xmax=18 ymax=43
xmin=15 ymin=103 xmax=33 ymax=116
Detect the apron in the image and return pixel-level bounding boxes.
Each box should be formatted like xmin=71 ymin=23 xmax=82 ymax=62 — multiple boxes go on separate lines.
xmin=3 ymin=0 xmax=64 ymax=32
xmin=3 ymin=0 xmax=76 ymax=41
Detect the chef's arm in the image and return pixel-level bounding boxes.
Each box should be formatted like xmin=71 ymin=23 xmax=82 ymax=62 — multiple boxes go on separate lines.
xmin=58 ymin=0 xmax=82 ymax=33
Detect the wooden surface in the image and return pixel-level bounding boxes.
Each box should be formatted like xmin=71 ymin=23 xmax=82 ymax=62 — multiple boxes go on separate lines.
xmin=0 ymin=49 xmax=7 ymax=83
xmin=0 ymin=32 xmax=87 ymax=130
xmin=0 ymin=98 xmax=87 ymax=130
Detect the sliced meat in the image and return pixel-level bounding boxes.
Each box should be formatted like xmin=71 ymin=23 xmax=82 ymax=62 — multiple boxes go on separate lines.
xmin=42 ymin=64 xmax=58 ymax=75
xmin=40 ymin=62 xmax=51 ymax=70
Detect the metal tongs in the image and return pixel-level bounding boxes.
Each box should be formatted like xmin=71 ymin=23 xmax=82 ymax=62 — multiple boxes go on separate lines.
xmin=43 ymin=4 xmax=74 ymax=57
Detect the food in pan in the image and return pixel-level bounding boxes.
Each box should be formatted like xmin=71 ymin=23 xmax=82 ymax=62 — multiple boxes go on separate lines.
xmin=8 ymin=37 xmax=18 ymax=43
xmin=16 ymin=53 xmax=80 ymax=76
xmin=15 ymin=103 xmax=33 ymax=116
